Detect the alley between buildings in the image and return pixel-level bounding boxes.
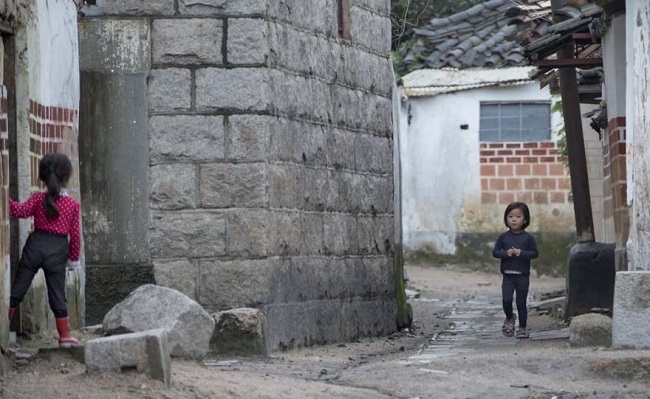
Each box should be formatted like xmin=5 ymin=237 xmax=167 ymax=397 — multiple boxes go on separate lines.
xmin=2 ymin=264 xmax=649 ymax=399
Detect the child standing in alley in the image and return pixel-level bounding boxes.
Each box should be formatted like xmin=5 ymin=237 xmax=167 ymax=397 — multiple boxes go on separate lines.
xmin=7 ymin=153 xmax=81 ymax=347
xmin=492 ymin=202 xmax=538 ymax=339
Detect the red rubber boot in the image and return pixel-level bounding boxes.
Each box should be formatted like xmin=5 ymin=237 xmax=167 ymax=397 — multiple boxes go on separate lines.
xmin=55 ymin=317 xmax=80 ymax=347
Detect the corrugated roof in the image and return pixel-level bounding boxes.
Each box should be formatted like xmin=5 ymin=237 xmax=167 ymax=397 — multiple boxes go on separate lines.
xmin=401 ymin=67 xmax=537 ymax=97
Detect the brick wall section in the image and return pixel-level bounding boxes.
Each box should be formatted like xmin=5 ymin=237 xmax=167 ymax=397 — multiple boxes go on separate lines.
xmin=28 ymin=100 xmax=79 ymax=193
xmin=603 ymin=117 xmax=628 ymax=245
xmin=480 ymin=142 xmax=570 ymax=205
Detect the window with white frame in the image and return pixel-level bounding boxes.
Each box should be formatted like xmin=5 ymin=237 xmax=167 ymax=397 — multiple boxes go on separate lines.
xmin=479 ymin=101 xmax=551 ymax=142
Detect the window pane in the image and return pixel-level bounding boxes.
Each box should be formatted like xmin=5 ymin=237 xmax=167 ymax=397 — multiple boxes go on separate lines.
xmin=479 ymin=102 xmax=551 ymax=143
xmin=521 ymin=129 xmax=549 ymax=141
xmin=500 ymin=129 xmax=520 ymax=142
xmin=480 ymin=117 xmax=499 ymax=131
xmin=500 ymin=116 xmax=519 ymax=130
xmin=499 ymin=104 xmax=520 ymax=118
xmin=480 ymin=129 xmax=499 ymax=142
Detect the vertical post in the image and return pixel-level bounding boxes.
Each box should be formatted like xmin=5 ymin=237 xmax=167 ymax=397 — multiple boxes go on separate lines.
xmin=3 ymin=33 xmax=19 ymax=332
xmin=552 ymin=0 xmax=595 ymax=243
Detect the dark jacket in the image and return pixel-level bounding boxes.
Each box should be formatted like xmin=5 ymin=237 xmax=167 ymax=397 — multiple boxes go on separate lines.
xmin=492 ymin=230 xmax=538 ymax=275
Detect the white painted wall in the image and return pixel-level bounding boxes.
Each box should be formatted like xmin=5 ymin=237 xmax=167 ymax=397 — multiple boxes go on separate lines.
xmin=28 ymin=0 xmax=80 ymax=108
xmin=626 ymin=0 xmax=650 ymax=271
xmin=399 ymin=82 xmax=562 ymax=254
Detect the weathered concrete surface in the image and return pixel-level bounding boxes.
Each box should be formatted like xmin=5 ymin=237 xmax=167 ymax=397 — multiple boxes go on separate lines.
xmin=627 ymin=1 xmax=650 ymax=272
xmin=612 ymin=271 xmax=650 ymax=348
xmin=85 ymin=264 xmax=154 ymax=326
xmin=569 ymin=313 xmax=612 ymax=347
xmin=103 ymin=284 xmax=214 ymax=359
xmin=85 ymin=328 xmax=171 ymax=387
xmin=79 ymin=19 xmax=152 ymax=327
xmin=211 ymin=308 xmax=268 ymax=357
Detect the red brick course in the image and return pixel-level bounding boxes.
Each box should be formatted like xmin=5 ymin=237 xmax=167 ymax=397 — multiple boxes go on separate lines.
xmin=480 ymin=141 xmax=569 ymax=204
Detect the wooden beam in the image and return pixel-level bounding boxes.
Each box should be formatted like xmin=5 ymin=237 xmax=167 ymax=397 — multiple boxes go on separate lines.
xmin=534 ymin=58 xmax=603 ymax=68
xmin=578 ymin=44 xmax=601 ymax=59
xmin=552 ymin=0 xmax=595 ymax=243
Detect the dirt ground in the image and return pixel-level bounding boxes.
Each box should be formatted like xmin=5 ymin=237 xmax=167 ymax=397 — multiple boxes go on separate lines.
xmin=1 ymin=265 xmax=648 ymax=399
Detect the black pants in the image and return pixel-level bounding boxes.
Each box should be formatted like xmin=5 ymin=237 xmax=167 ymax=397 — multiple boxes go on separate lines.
xmin=10 ymin=230 xmax=69 ymax=318
xmin=502 ymin=273 xmax=530 ymax=328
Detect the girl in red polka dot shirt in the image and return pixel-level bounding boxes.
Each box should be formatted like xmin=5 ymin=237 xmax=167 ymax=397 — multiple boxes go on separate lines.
xmin=7 ymin=153 xmax=81 ymax=347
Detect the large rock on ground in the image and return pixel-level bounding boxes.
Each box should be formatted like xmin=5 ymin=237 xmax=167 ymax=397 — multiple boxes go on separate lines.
xmin=210 ymin=308 xmax=268 ymax=357
xmin=570 ymin=313 xmax=612 ymax=347
xmin=103 ymin=284 xmax=215 ymax=359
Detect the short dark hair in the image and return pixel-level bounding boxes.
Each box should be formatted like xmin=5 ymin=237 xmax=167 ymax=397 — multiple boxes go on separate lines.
xmin=503 ymin=202 xmax=530 ymax=229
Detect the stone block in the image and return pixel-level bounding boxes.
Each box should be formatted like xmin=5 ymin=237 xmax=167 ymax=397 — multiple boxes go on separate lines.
xmin=280 ymin=256 xmax=393 ymax=303
xmin=95 ymin=0 xmax=175 ymax=16
xmin=267 ymin=0 xmax=333 ymax=36
xmin=228 ymin=115 xmax=273 ymax=161
xmin=267 ymin=22 xmax=337 ymax=81
xmin=267 ymin=210 xmax=302 ymax=256
xmin=195 ymin=68 xmax=272 ymax=112
xmin=150 ymin=163 xmax=197 ymax=210
xmin=150 ymin=211 xmax=226 ymax=258
xmin=211 ymin=308 xmax=268 ymax=357
xmin=613 ymin=271 xmax=650 ymax=348
xmin=270 ymin=72 xmax=330 ymax=122
xmin=264 ymin=297 xmax=396 ymax=350
xmin=322 ymin=213 xmax=358 ymax=255
xmin=267 ymin=164 xmax=299 ymax=209
xmin=148 ymin=68 xmax=192 ymax=112
xmin=199 ymin=163 xmax=267 ymax=208
xmin=152 ymin=19 xmax=223 ymax=65
xmin=226 ymin=210 xmax=270 ymax=256
xmin=330 ymin=170 xmax=355 ymax=213
xmin=570 ymin=313 xmax=612 ymax=347
xmin=351 ymin=173 xmax=393 ymax=215
xmin=227 ymin=18 xmax=269 ymax=64
xmin=349 ymin=6 xmax=391 ymax=54
xmin=178 ymin=0 xmax=267 ymax=16
xmin=85 ymin=329 xmax=171 ymax=387
xmin=300 ymin=212 xmax=324 ymax=255
xmin=150 ymin=115 xmax=225 ymax=162
xmin=153 ymin=259 xmax=198 ymax=300
xmin=354 ymin=134 xmax=392 ymax=174
xmin=298 ymin=167 xmax=330 ymax=212
xmin=353 ymin=0 xmax=391 ymax=15
xmin=197 ymin=258 xmax=287 ymax=312
xmin=357 ymin=215 xmax=394 ymax=255
xmin=326 ymin=128 xmax=356 ymax=171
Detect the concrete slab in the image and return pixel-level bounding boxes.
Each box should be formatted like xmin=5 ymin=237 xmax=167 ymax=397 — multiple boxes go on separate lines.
xmin=85 ymin=328 xmax=171 ymax=387
xmin=612 ymin=271 xmax=650 ymax=348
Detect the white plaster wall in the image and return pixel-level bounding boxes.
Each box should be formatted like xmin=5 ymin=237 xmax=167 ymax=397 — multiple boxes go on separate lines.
xmin=626 ymin=0 xmax=650 ymax=271
xmin=400 ymin=82 xmax=559 ymax=254
xmin=28 ymin=0 xmax=80 ymax=108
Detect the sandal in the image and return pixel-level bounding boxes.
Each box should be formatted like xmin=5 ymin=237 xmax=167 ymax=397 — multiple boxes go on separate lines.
xmin=501 ymin=314 xmax=516 ymax=337
xmin=516 ymin=328 xmax=530 ymax=339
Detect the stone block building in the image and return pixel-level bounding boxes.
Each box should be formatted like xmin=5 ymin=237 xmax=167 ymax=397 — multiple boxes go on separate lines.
xmin=79 ymin=0 xmax=396 ymax=349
